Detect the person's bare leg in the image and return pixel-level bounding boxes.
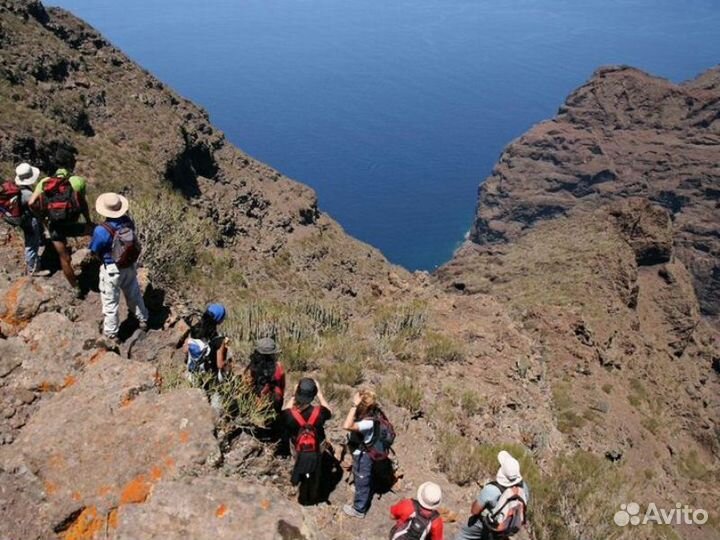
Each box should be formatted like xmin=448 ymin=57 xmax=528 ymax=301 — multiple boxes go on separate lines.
xmin=52 ymin=240 xmax=77 ymax=288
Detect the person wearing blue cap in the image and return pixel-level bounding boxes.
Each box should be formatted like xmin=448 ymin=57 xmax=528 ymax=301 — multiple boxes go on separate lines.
xmin=184 ymin=303 xmax=229 ymax=379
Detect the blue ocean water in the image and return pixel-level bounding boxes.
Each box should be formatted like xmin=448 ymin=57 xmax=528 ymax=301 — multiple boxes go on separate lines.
xmin=50 ymin=0 xmax=720 ymax=270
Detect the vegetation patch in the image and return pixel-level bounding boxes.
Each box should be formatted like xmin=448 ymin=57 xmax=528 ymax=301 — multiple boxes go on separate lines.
xmin=380 ymin=377 xmax=423 ymax=415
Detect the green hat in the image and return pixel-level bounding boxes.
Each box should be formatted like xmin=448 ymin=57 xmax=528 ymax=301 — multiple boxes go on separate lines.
xmin=55 ymin=168 xmax=70 ymax=179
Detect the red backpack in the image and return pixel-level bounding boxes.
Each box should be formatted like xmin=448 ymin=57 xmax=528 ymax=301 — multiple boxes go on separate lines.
xmin=0 ymin=182 xmax=23 ymax=226
xmin=37 ymin=177 xmax=80 ymax=222
xmin=289 ymin=406 xmax=322 ymax=453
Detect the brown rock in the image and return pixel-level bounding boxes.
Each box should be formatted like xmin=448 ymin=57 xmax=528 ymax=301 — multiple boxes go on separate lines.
xmin=115 ymin=477 xmax=316 ymax=540
xmin=4 ymin=353 xmax=217 ymax=535
xmin=609 ymin=198 xmax=673 ymax=265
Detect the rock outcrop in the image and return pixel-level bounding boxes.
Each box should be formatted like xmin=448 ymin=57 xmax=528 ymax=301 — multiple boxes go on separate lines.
xmin=469 ymin=66 xmax=720 ymax=321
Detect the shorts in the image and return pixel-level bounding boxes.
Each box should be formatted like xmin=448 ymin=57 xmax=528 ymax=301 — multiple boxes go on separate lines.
xmin=48 ymin=220 xmax=86 ymax=242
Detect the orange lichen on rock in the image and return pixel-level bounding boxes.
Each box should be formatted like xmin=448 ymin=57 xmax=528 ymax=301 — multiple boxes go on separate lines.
xmin=164 ymin=456 xmax=176 ymax=469
xmin=120 ymin=393 xmax=134 ymax=408
xmin=38 ymin=381 xmax=56 ymax=393
xmin=44 ymin=481 xmax=58 ymax=495
xmin=63 ymin=375 xmax=77 ymax=388
xmin=150 ymin=466 xmax=163 ymax=481
xmin=178 ymin=430 xmax=190 ymax=444
xmin=259 ymin=499 xmax=271 ymax=511
xmin=120 ymin=475 xmax=152 ymax=504
xmin=86 ymin=350 xmax=106 ymax=365
xmin=48 ymin=453 xmax=66 ymax=470
xmin=71 ymin=491 xmax=82 ymax=502
xmin=215 ymin=504 xmax=228 ymax=518
xmin=107 ymin=508 xmax=119 ymax=529
xmin=60 ymin=506 xmax=104 ymax=540
xmin=97 ymin=485 xmax=113 ymax=497
xmin=0 ymin=277 xmax=28 ymax=328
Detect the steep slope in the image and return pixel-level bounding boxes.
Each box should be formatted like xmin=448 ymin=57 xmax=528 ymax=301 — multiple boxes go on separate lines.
xmin=469 ymin=65 xmax=720 ymax=322
xmin=0 ymin=0 xmax=407 ymax=305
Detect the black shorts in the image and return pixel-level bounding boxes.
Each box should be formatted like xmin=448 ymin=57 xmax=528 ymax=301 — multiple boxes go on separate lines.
xmin=48 ymin=221 xmax=86 ymax=242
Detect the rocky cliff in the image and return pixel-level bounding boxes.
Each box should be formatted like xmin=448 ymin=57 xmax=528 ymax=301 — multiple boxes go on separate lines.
xmin=1 ymin=2 xmax=719 ymax=540
xmin=469 ymin=66 xmax=720 ymax=323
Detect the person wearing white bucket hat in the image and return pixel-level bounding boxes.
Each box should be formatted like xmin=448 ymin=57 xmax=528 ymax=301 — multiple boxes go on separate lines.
xmin=1 ymin=163 xmax=47 ymax=275
xmin=454 ymin=451 xmax=530 ymax=540
xmin=89 ymin=192 xmax=148 ymax=349
xmin=389 ymin=481 xmax=444 ymax=539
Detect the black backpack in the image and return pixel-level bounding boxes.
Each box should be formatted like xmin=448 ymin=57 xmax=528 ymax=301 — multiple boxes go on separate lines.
xmin=389 ymin=500 xmax=439 ymax=540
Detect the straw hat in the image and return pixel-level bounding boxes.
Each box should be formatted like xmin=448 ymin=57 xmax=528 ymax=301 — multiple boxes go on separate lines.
xmin=417 ymin=481 xmax=442 ymax=510
xmin=496 ymin=450 xmax=523 ymax=487
xmin=14 ymin=163 xmax=40 ymax=186
xmin=95 ymin=192 xmax=129 ymax=219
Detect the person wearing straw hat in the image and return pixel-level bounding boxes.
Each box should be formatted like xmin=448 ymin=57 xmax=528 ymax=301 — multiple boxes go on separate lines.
xmin=7 ymin=163 xmax=48 ymax=276
xmin=28 ymin=168 xmax=91 ymax=293
xmin=455 ymin=450 xmax=530 ymax=540
xmin=389 ymin=481 xmax=444 ymax=539
xmin=90 ymin=192 xmax=148 ymax=349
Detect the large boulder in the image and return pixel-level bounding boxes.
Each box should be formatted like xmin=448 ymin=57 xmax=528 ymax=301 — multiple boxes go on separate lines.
xmin=2 ymin=353 xmax=218 ymax=536
xmin=15 ymin=312 xmax=97 ymax=390
xmin=115 ymin=477 xmax=317 ymax=540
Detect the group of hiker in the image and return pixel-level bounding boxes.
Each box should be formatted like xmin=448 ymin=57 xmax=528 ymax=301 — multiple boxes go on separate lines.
xmin=2 ymin=162 xmax=147 ymax=350
xmin=183 ymin=306 xmax=530 ymax=540
xmin=2 ymin=161 xmax=531 ymax=539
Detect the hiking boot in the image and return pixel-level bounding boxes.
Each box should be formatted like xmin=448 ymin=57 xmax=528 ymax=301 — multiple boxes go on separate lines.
xmin=138 ymin=321 xmax=148 ymax=332
xmin=31 ymin=269 xmax=51 ymax=277
xmin=96 ymin=335 xmax=120 ymax=352
xmin=342 ymin=504 xmax=365 ymax=519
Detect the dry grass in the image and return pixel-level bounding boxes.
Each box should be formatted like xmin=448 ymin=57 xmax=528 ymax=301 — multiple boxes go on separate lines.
xmin=380 ymin=377 xmax=423 ymax=415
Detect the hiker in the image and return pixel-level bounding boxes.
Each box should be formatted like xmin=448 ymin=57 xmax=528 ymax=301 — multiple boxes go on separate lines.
xmin=246 ymin=338 xmax=285 ymax=414
xmin=279 ymin=378 xmax=332 ymax=505
xmin=185 ymin=303 xmax=229 ymax=380
xmin=455 ymin=451 xmax=530 ymax=540
xmin=342 ymin=389 xmax=396 ymax=518
xmin=1 ymin=163 xmax=47 ymax=275
xmin=28 ymin=168 xmax=91 ymax=294
xmin=89 ymin=192 xmax=148 ymax=349
xmin=389 ymin=482 xmax=444 ymax=540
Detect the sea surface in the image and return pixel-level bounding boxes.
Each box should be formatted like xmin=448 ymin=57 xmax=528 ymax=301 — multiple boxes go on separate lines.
xmin=51 ymin=0 xmax=720 ymax=270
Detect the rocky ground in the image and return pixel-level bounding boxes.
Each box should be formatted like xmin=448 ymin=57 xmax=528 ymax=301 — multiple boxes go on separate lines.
xmin=0 ymin=1 xmax=719 ymax=539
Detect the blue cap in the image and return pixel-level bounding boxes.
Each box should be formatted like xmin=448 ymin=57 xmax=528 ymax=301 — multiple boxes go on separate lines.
xmin=206 ymin=303 xmax=226 ymax=324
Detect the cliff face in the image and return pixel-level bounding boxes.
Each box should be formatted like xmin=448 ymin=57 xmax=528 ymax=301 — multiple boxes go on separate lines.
xmin=469 ymin=66 xmax=720 ymax=322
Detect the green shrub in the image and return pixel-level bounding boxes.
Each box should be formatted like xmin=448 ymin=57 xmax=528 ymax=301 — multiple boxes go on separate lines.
xmin=459 ymin=390 xmax=483 ymax=416
xmin=280 ymin=339 xmax=316 ymax=373
xmin=374 ymin=302 xmax=427 ymax=339
xmin=381 ymin=377 xmax=423 ymax=414
xmin=192 ymin=372 xmax=275 ymax=428
xmin=424 ymin=332 xmax=464 ymax=366
xmin=133 ymin=189 xmax=214 ymax=288
xmin=435 ymin=431 xmax=486 ymax=486
xmin=552 ymin=383 xmax=587 ymax=434
xmin=322 ymin=360 xmax=364 ymax=387
xmin=319 ymin=378 xmax=352 ymax=405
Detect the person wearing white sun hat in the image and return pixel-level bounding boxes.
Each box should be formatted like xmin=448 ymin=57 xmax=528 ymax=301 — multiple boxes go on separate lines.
xmin=454 ymin=450 xmax=530 ymax=540
xmin=6 ymin=163 xmax=47 ymax=275
xmin=389 ymin=481 xmax=444 ymax=539
xmin=89 ymin=192 xmax=148 ymax=350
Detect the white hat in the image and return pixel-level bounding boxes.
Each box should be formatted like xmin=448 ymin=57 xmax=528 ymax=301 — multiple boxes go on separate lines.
xmin=95 ymin=192 xmax=129 ymax=219
xmin=417 ymin=481 xmax=442 ymax=510
xmin=496 ymin=450 xmax=522 ymax=487
xmin=14 ymin=163 xmax=40 ymax=186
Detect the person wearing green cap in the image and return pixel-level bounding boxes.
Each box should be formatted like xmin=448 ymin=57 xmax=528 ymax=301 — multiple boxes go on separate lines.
xmin=28 ymin=168 xmax=92 ymax=294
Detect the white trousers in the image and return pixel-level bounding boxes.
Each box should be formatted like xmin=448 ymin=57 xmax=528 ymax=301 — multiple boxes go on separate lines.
xmin=100 ymin=263 xmax=148 ymax=338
